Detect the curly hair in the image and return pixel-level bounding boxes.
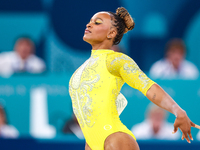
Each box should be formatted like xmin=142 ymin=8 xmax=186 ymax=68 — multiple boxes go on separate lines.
xmin=109 ymin=7 xmax=135 ymax=45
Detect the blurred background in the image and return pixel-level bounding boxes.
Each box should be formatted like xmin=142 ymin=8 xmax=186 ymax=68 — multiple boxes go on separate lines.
xmin=0 ymin=0 xmax=200 ymax=149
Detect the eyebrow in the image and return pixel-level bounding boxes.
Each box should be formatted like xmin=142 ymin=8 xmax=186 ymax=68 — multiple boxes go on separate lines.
xmin=91 ymin=17 xmax=103 ymax=22
xmin=95 ymin=17 xmax=103 ymax=21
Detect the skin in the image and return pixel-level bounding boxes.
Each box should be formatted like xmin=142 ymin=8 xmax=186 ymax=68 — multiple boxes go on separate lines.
xmin=148 ymin=108 xmax=166 ymax=135
xmin=14 ymin=39 xmax=34 ymax=60
xmin=146 ymin=84 xmax=195 ymax=143
xmin=0 ymin=109 xmax=5 ymax=127
xmin=83 ymin=11 xmax=194 ymax=150
xmin=83 ymin=12 xmax=117 ymax=50
xmin=166 ymin=48 xmax=185 ymax=71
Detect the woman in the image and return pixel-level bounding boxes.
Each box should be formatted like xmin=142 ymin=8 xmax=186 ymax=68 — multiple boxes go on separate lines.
xmin=0 ymin=105 xmax=19 ymax=138
xmin=69 ymin=7 xmax=196 ymax=150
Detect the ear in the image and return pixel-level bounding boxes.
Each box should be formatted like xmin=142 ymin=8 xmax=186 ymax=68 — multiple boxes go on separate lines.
xmin=107 ymin=29 xmax=117 ymax=40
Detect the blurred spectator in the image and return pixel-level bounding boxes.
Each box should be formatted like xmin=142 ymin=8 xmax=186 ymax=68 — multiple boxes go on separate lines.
xmin=0 ymin=105 xmax=19 ymax=138
xmin=149 ymin=38 xmax=199 ymax=79
xmin=0 ymin=37 xmax=46 ymax=78
xmin=131 ymin=103 xmax=180 ymax=140
xmin=111 ymin=45 xmax=127 ymax=54
xmin=111 ymin=45 xmax=121 ymax=52
xmin=62 ymin=114 xmax=84 ymax=139
xmin=197 ymin=131 xmax=200 ymax=140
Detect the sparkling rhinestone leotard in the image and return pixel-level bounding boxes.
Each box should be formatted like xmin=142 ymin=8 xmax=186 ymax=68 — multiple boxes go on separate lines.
xmin=69 ymin=49 xmax=155 ymax=150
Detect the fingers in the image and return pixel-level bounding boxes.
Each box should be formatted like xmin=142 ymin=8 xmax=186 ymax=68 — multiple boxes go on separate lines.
xmin=194 ymin=124 xmax=200 ymax=129
xmin=184 ymin=134 xmax=191 ymax=143
xmin=190 ymin=121 xmax=200 ymax=129
xmin=190 ymin=122 xmax=200 ymax=129
xmin=174 ymin=117 xmax=195 ymax=143
xmin=172 ymin=129 xmax=177 ymax=134
xmin=173 ymin=122 xmax=178 ymax=134
xmin=181 ymin=134 xmax=184 ymax=140
xmin=182 ymin=132 xmax=190 ymax=143
xmin=181 ymin=130 xmax=193 ymax=143
xmin=188 ymin=130 xmax=193 ymax=141
xmin=190 ymin=122 xmax=195 ymax=127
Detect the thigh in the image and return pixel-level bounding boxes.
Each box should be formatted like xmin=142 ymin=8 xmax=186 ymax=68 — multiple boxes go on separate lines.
xmin=104 ymin=132 xmax=140 ymax=150
xmin=85 ymin=143 xmax=92 ymax=150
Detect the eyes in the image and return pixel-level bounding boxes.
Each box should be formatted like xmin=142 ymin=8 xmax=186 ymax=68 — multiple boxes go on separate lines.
xmin=88 ymin=20 xmax=102 ymax=25
xmin=95 ymin=20 xmax=102 ymax=25
xmin=95 ymin=21 xmax=101 ymax=25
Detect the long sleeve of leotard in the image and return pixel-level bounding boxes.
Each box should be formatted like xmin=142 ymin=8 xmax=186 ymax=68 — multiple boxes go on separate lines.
xmin=106 ymin=52 xmax=155 ymax=96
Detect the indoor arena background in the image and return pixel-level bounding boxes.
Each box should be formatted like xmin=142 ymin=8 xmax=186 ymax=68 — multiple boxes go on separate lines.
xmin=0 ymin=0 xmax=200 ymax=149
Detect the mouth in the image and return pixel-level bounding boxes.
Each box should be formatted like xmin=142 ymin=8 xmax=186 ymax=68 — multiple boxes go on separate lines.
xmin=85 ymin=29 xmax=91 ymax=34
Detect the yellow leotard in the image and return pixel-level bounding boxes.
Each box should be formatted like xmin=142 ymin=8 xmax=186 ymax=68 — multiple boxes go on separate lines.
xmin=69 ymin=49 xmax=155 ymax=150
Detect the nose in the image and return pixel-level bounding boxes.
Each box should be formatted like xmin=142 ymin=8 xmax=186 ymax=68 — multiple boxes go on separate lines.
xmin=86 ymin=22 xmax=92 ymax=28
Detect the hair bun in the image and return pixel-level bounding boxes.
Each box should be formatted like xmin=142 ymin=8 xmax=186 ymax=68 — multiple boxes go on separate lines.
xmin=116 ymin=7 xmax=135 ymax=33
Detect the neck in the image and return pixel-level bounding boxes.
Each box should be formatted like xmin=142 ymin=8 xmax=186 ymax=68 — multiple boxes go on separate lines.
xmin=91 ymin=41 xmax=113 ymax=50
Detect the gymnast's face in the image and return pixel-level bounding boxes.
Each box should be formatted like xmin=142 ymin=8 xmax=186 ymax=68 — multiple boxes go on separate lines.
xmin=83 ymin=12 xmax=113 ymax=46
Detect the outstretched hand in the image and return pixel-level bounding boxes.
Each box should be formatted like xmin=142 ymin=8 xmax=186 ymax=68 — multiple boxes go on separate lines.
xmin=173 ymin=111 xmax=195 ymax=143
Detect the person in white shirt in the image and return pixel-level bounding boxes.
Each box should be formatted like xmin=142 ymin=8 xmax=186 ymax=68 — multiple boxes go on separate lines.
xmin=0 ymin=37 xmax=46 ymax=78
xmin=0 ymin=105 xmax=19 ymax=138
xmin=62 ymin=114 xmax=84 ymax=139
xmin=197 ymin=131 xmax=200 ymax=140
xmin=131 ymin=103 xmax=181 ymax=140
xmin=149 ymin=38 xmax=199 ymax=80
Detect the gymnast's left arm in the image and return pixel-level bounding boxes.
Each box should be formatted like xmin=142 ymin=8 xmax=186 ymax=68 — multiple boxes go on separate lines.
xmin=146 ymin=83 xmax=195 ymax=143
xmin=109 ymin=53 xmax=195 ymax=143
